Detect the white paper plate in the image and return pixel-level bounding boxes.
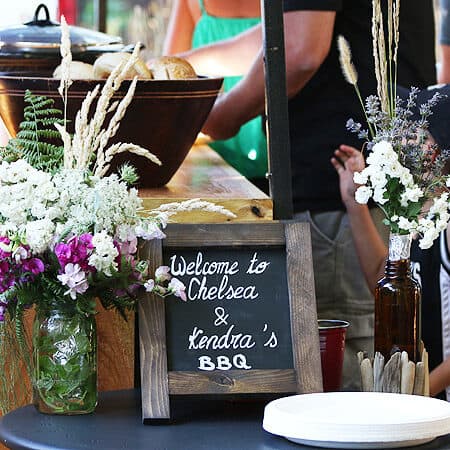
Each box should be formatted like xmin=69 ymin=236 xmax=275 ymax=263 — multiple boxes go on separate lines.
xmin=263 ymin=392 xmax=450 ymax=449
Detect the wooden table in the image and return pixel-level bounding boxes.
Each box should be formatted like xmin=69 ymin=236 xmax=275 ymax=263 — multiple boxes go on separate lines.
xmin=139 ymin=144 xmax=272 ymax=222
xmin=97 ymin=145 xmax=273 ymax=392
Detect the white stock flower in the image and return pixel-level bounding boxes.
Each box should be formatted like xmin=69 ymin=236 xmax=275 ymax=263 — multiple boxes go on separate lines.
xmin=355 ymin=186 xmax=372 ymax=204
xmin=386 ymin=161 xmax=405 ymax=179
xmin=397 ymin=217 xmax=417 ymax=232
xmin=25 ymin=218 xmax=55 ymax=253
xmin=373 ymin=187 xmax=388 ymax=204
xmin=419 ymin=226 xmax=440 ymax=250
xmin=353 ymin=170 xmax=368 ymax=185
xmin=400 ymin=186 xmax=423 ymax=207
xmin=368 ymin=171 xmax=387 ymax=190
xmin=88 ymin=231 xmax=119 ymax=276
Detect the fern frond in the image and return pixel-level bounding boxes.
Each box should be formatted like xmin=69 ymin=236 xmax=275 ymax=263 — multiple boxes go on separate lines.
xmin=0 ymin=91 xmax=65 ymax=171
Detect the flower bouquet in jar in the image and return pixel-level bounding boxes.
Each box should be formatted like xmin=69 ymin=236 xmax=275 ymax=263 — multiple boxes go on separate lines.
xmin=0 ymin=17 xmax=233 ymax=415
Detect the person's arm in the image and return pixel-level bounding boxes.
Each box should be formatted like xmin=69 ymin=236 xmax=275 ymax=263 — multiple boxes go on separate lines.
xmin=430 ymin=356 xmax=450 ymax=397
xmin=331 ymin=145 xmax=387 ymax=291
xmin=181 ymin=24 xmax=263 ymax=77
xmin=163 ymin=0 xmax=196 ymax=55
xmin=201 ymin=10 xmax=336 ymax=141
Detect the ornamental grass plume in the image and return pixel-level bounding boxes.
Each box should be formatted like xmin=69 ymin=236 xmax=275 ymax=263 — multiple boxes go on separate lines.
xmin=337 ymin=0 xmax=450 ymax=249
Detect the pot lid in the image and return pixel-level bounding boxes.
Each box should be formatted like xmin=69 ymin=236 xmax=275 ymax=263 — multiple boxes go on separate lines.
xmin=0 ymin=3 xmax=123 ymax=56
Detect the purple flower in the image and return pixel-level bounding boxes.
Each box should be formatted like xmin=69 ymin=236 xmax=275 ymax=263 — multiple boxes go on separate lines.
xmin=55 ymin=242 xmax=72 ymax=267
xmin=0 ymin=261 xmax=10 ymax=277
xmin=55 ymin=234 xmax=95 ymax=272
xmin=22 ymin=258 xmax=45 ymax=275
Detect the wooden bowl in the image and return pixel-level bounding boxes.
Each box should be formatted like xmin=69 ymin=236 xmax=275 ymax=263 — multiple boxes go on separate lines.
xmin=0 ymin=75 xmax=223 ymax=187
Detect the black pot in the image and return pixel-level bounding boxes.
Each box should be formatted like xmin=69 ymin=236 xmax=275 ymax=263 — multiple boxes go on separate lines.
xmin=0 ymin=4 xmax=128 ymax=76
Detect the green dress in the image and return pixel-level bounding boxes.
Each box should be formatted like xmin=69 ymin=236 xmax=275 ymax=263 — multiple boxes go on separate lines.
xmin=192 ymin=0 xmax=268 ymax=181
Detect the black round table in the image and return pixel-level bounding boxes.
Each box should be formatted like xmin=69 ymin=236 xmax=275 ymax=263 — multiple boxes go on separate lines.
xmin=1 ymin=390 xmax=450 ymax=450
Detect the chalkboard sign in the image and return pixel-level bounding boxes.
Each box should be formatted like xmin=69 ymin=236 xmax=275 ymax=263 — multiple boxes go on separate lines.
xmin=165 ymin=246 xmax=293 ymax=372
xmin=138 ymin=221 xmax=321 ymax=421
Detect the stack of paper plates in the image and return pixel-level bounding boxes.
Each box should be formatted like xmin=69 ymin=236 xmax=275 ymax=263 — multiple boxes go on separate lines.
xmin=263 ymin=392 xmax=450 ymax=449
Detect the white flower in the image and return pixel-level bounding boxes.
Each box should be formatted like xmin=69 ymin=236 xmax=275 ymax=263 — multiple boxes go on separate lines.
xmin=369 ymin=171 xmax=387 ymax=190
xmin=366 ymin=141 xmax=398 ymax=170
xmin=397 ymin=217 xmax=417 ymax=232
xmin=386 ymin=161 xmax=405 ymax=179
xmin=419 ymin=226 xmax=440 ymax=250
xmin=25 ymin=218 xmax=55 ymax=253
xmin=398 ymin=167 xmax=414 ymax=187
xmin=373 ymin=187 xmax=388 ymax=205
xmin=88 ymin=231 xmax=119 ymax=276
xmin=400 ymin=186 xmax=423 ymax=207
xmin=355 ymin=186 xmax=372 ymax=204
xmin=353 ymin=170 xmax=368 ymax=185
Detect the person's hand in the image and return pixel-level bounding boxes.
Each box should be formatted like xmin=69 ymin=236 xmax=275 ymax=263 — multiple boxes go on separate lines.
xmin=331 ymin=144 xmax=365 ymax=208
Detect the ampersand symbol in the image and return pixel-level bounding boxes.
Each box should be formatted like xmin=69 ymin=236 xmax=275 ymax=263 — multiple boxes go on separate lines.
xmin=214 ymin=307 xmax=229 ymax=326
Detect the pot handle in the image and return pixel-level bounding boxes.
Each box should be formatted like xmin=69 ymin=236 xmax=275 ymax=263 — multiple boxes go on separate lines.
xmin=25 ymin=4 xmax=58 ymax=27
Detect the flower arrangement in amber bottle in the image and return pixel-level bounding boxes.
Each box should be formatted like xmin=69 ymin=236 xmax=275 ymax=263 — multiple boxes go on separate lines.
xmin=338 ymin=0 xmax=450 ymax=249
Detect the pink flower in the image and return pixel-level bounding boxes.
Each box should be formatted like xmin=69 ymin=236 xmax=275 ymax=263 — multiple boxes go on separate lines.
xmin=0 ymin=302 xmax=6 ymax=322
xmin=0 ymin=236 xmax=11 ymax=258
xmin=144 ymin=279 xmax=155 ymax=292
xmin=13 ymin=247 xmax=29 ymax=263
xmin=118 ymin=237 xmax=138 ymax=258
xmin=155 ymin=266 xmax=171 ymax=283
xmin=168 ymin=277 xmax=186 ymax=301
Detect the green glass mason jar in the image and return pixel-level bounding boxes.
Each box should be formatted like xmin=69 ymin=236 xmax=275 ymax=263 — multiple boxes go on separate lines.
xmin=32 ymin=305 xmax=97 ymax=414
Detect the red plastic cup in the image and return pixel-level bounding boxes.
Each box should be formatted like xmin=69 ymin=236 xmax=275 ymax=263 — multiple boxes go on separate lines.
xmin=318 ymin=319 xmax=350 ymax=392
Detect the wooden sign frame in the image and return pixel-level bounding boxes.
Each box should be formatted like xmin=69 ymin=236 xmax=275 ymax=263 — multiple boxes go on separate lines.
xmin=138 ymin=221 xmax=322 ymax=421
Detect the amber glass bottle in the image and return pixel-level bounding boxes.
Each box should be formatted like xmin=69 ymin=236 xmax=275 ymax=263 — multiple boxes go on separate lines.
xmin=374 ymin=234 xmax=421 ymax=362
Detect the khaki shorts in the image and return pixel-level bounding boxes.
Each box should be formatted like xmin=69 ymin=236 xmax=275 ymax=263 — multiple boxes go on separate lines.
xmin=294 ymin=208 xmax=389 ymax=391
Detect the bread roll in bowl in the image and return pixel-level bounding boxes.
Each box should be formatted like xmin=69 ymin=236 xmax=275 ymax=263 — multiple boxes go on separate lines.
xmin=150 ymin=56 xmax=197 ymax=80
xmin=53 ymin=61 xmax=96 ymax=80
xmin=93 ymin=52 xmax=152 ymax=79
